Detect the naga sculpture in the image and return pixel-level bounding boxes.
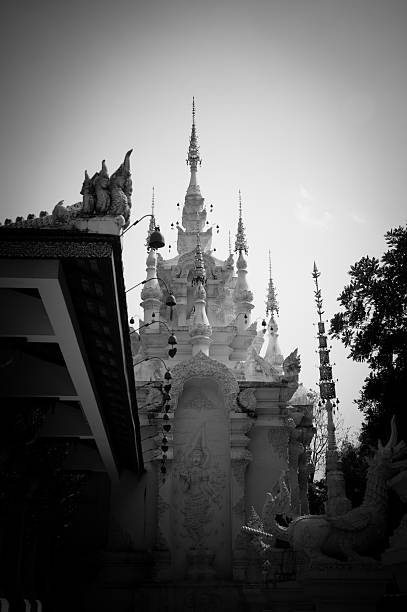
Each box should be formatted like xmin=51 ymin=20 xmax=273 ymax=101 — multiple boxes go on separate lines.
xmin=282 ymin=349 xmax=301 ymax=384
xmin=243 ymin=417 xmax=407 ymax=564
xmin=109 ymin=149 xmax=133 ymax=225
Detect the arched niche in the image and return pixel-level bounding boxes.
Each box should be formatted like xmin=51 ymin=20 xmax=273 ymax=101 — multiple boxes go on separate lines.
xmin=169 ymin=351 xmax=239 ymax=415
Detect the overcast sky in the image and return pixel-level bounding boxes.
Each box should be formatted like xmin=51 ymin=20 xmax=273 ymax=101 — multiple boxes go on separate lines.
xmin=1 ymin=0 xmax=407 ymax=433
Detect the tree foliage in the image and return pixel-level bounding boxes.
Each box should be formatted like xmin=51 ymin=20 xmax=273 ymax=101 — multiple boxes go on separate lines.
xmin=330 ymin=224 xmax=407 ymax=449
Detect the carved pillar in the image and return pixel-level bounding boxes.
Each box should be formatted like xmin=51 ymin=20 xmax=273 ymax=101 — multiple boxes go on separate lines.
xmin=230 ymin=412 xmax=253 ymax=581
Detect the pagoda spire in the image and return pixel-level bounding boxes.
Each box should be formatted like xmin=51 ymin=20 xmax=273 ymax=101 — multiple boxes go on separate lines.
xmin=233 ymin=192 xmax=253 ymax=329
xmin=264 ymin=251 xmax=283 ymax=371
xmin=186 ymin=96 xmax=202 ymax=191
xmin=146 ymin=186 xmax=156 ymax=248
xmin=265 ymin=250 xmax=279 ymax=317
xmin=234 ymin=190 xmax=248 ymax=255
xmin=312 ymin=262 xmax=351 ymax=517
xmin=189 ymin=233 xmax=212 ymax=355
xmin=179 ymin=98 xmax=210 ymax=253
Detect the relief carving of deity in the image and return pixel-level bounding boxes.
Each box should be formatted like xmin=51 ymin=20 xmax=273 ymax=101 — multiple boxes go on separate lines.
xmin=177 ymin=426 xmax=224 ymax=548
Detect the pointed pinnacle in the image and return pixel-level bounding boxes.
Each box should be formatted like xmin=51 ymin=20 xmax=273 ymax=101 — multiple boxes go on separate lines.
xmin=187 ymin=98 xmax=201 ymax=170
xmin=266 ymin=252 xmax=279 ymax=317
xmin=235 ymin=191 xmax=248 ymax=255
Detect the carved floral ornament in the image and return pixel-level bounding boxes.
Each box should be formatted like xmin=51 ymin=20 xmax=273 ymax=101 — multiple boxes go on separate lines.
xmin=168 ymin=351 xmax=239 ymax=413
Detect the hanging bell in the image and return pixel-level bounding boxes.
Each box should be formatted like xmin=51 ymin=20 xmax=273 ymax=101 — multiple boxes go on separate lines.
xmin=168 ymin=334 xmax=178 ymax=346
xmin=148 ymin=226 xmax=165 ymax=249
xmin=166 ymin=293 xmax=177 ymax=308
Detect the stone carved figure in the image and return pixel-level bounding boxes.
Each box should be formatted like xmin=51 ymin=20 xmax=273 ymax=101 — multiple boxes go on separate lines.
xmin=262 ymin=471 xmax=293 ymax=530
xmin=179 ymin=428 xmax=223 ymax=548
xmin=286 ymin=404 xmax=316 ymax=516
xmin=282 ymin=349 xmax=301 ymax=383
xmin=244 ymin=417 xmax=407 ymax=565
xmin=80 ymin=170 xmax=95 ymax=215
xmin=93 ymin=160 xmax=111 ymax=214
xmin=109 ymin=149 xmax=132 ymax=224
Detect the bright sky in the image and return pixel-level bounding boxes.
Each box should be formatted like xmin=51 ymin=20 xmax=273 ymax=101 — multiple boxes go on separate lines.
xmin=1 ymin=0 xmax=407 ymax=433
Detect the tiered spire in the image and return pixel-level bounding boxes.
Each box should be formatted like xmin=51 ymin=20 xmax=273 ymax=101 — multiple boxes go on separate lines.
xmin=265 ymin=251 xmax=279 ymax=317
xmin=186 ymin=97 xmax=202 ymax=172
xmin=146 ymin=186 xmax=156 ymax=248
xmin=264 ymin=251 xmax=283 ymax=371
xmin=189 ymin=233 xmax=212 ymax=355
xmin=192 ymin=233 xmax=207 ymax=286
xmin=234 ymin=190 xmax=248 ymax=255
xmin=179 ymin=98 xmax=210 ymax=253
xmin=312 ymin=262 xmax=351 ymax=517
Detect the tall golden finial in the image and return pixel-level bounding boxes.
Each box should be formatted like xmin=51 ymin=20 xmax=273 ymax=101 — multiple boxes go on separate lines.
xmin=234 ymin=190 xmax=248 ymax=255
xmin=186 ymin=97 xmax=201 ymax=170
xmin=265 ymin=250 xmax=279 ymax=316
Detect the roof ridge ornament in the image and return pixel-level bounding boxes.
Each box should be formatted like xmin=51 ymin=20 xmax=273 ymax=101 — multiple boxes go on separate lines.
xmin=234 ymin=190 xmax=248 ymax=255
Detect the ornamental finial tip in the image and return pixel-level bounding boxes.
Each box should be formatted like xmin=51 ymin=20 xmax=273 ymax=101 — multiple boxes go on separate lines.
xmin=187 ymin=97 xmax=201 ymax=169
xmin=265 ymin=251 xmax=279 ymax=316
xmin=234 ymin=191 xmax=248 ymax=255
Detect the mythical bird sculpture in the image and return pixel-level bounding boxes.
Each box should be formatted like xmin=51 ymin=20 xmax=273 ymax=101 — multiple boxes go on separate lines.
xmin=243 ymin=417 xmax=407 ymax=565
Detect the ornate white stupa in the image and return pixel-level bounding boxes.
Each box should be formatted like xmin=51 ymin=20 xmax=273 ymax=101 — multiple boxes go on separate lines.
xmin=127 ymin=100 xmax=313 ymax=610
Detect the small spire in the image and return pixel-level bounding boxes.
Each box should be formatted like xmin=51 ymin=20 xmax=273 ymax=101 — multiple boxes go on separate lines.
xmin=228 ymin=231 xmax=232 ymax=255
xmin=146 ymin=186 xmax=156 ymax=249
xmin=234 ymin=190 xmax=248 ymax=255
xmin=265 ymin=251 xmax=279 ymax=316
xmin=192 ymin=233 xmax=206 ymax=285
xmin=186 ymin=97 xmax=201 ymax=171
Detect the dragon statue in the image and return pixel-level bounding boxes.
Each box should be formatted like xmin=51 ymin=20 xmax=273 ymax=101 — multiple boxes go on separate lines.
xmin=243 ymin=417 xmax=407 ymax=564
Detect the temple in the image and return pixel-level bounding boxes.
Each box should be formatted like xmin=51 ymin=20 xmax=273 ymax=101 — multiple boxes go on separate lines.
xmin=1 ymin=102 xmax=405 ymax=612
xmin=125 ymin=100 xmax=314 ymax=609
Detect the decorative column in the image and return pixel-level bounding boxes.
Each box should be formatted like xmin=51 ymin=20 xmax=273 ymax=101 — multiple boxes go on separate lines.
xmin=140 ymin=248 xmax=162 ymax=333
xmin=312 ymin=262 xmax=351 ymax=517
